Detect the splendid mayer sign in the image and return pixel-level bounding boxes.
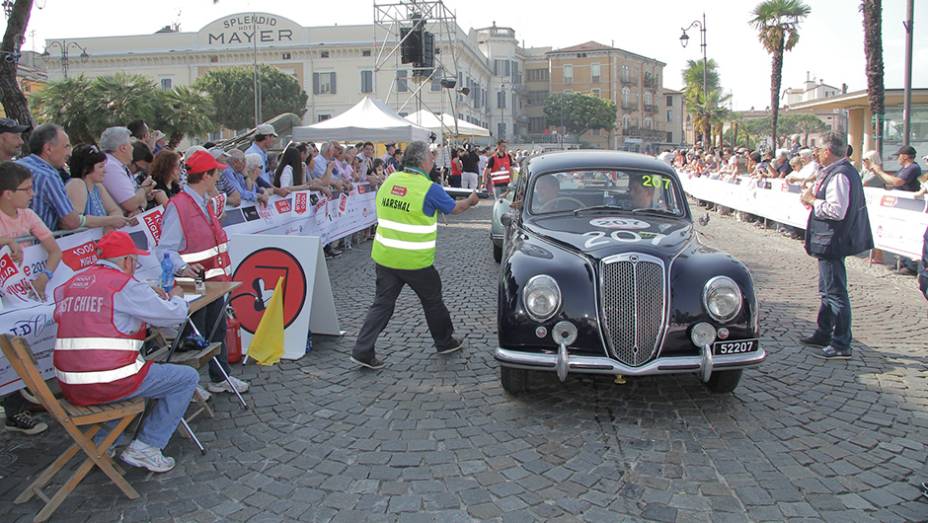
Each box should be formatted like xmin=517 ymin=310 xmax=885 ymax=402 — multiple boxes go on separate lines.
xmin=0 ymin=185 xmax=376 ymax=395
xmin=198 ymin=12 xmax=304 ymax=48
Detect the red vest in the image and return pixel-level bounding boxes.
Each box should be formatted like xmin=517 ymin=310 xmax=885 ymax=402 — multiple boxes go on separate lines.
xmin=53 ymin=265 xmax=151 ymax=406
xmin=489 ymin=154 xmax=512 ymax=186
xmin=169 ymin=191 xmax=232 ymax=281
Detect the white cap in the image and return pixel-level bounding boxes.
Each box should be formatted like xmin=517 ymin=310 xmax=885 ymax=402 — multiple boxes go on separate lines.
xmin=255 ymin=123 xmax=277 ymax=137
xmin=208 ymin=147 xmax=230 ymax=159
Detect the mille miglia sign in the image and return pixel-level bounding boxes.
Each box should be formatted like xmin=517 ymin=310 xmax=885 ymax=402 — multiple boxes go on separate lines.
xmin=200 ymin=13 xmax=300 ymax=47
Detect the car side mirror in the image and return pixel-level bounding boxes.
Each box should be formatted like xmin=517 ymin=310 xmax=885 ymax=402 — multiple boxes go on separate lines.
xmin=698 ymin=213 xmax=710 ymax=226
xmin=501 ymin=213 xmax=513 ymax=227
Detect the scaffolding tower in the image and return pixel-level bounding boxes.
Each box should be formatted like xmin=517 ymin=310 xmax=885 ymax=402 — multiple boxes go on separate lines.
xmin=372 ymin=0 xmax=465 ymax=137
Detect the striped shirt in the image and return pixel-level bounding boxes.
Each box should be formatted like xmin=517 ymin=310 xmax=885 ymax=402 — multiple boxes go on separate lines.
xmin=18 ymin=154 xmax=74 ymax=230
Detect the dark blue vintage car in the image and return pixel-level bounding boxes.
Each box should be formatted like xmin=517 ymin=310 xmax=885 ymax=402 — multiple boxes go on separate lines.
xmin=494 ymin=150 xmax=765 ymax=394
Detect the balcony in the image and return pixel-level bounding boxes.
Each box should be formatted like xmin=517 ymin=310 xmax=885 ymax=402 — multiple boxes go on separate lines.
xmin=620 ymin=74 xmax=638 ymax=86
xmin=621 ymin=102 xmax=635 ymax=111
xmin=644 ymin=104 xmax=658 ymax=114
xmin=643 ymin=75 xmax=658 ymax=89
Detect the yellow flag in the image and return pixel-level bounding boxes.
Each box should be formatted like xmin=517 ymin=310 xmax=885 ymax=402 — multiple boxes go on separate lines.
xmin=247 ymin=277 xmax=285 ymax=366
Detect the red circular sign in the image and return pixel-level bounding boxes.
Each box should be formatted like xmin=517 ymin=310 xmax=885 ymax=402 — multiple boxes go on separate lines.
xmin=230 ymin=247 xmax=307 ymax=334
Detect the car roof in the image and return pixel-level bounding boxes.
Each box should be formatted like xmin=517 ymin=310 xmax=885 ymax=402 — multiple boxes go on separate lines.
xmin=525 ymin=150 xmax=676 ymax=178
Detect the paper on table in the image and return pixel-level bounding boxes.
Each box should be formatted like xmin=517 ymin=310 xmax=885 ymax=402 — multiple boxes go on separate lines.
xmin=183 ymin=294 xmax=202 ymax=303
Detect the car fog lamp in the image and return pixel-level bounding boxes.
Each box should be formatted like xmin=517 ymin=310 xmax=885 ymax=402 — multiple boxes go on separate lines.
xmin=703 ymin=276 xmax=743 ymax=322
xmin=523 ymin=275 xmax=561 ymax=321
xmin=690 ymin=322 xmax=717 ymax=347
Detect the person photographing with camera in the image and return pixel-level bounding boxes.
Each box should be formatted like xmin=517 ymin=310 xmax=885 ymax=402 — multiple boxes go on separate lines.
xmin=351 ymin=141 xmax=480 ymax=369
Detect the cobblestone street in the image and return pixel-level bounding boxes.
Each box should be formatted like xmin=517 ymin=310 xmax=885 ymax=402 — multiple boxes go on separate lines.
xmin=2 ymin=202 xmax=927 ymax=523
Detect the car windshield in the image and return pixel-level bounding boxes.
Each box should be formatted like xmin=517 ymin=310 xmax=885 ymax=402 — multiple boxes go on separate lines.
xmin=528 ymin=169 xmax=684 ymax=216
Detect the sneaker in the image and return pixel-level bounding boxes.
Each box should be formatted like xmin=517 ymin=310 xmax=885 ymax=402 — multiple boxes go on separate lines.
xmin=436 ymin=337 xmax=464 ymax=355
xmin=813 ymin=345 xmax=851 ymax=360
xmin=19 ymin=388 xmax=40 ymax=405
xmin=194 ymin=385 xmax=211 ymax=402
xmin=207 ymin=375 xmax=250 ymax=394
xmin=4 ymin=411 xmax=48 ymax=435
xmin=120 ymin=441 xmax=175 ymax=473
xmin=800 ymin=335 xmax=830 ymax=347
xmin=350 ymin=355 xmax=386 ymax=370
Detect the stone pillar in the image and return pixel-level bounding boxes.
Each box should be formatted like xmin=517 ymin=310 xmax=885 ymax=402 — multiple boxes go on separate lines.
xmin=848 ymin=107 xmax=865 ymax=168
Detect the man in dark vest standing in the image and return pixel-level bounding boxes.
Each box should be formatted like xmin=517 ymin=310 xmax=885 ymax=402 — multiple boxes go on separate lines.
xmin=799 ymin=132 xmax=873 ymax=360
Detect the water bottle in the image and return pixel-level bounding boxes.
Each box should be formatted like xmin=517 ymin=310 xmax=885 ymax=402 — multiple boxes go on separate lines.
xmin=160 ymin=253 xmax=174 ymax=294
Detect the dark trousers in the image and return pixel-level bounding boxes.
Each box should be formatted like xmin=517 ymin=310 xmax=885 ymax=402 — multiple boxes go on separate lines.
xmin=352 ymin=264 xmax=454 ymax=361
xmin=185 ymin=298 xmax=231 ymax=382
xmin=2 ymin=392 xmax=26 ymax=417
xmin=814 ymin=257 xmax=852 ymax=351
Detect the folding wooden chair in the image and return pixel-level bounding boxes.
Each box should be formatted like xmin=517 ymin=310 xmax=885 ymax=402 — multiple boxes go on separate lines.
xmin=0 ymin=335 xmax=145 ymax=523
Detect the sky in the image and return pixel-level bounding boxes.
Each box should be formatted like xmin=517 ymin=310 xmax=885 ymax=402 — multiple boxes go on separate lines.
xmin=15 ymin=0 xmax=927 ymax=111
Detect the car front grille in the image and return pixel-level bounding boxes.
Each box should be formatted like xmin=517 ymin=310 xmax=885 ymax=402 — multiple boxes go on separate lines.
xmin=600 ymin=254 xmax=666 ymax=367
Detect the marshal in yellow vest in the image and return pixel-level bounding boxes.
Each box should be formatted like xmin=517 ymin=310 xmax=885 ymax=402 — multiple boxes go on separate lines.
xmin=371 ymin=170 xmax=439 ymax=270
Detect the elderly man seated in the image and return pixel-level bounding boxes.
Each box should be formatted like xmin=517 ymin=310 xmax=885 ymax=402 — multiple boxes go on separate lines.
xmin=53 ymin=231 xmax=196 ymax=473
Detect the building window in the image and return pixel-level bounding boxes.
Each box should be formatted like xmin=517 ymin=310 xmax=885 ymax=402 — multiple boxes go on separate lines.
xmin=591 ymin=88 xmax=601 ymax=97
xmin=667 ymin=110 xmax=672 ymax=123
xmin=320 ymin=51 xmax=330 ymax=58
xmin=160 ymin=78 xmax=173 ymax=90
xmin=666 ymin=95 xmax=673 ymax=106
xmin=623 ymin=115 xmax=630 ymax=129
xmin=497 ymin=90 xmax=506 ymax=109
xmin=494 ymin=59 xmax=510 ymax=76
xmin=361 ymin=70 xmax=373 ymax=93
xmin=591 ymin=63 xmax=601 ymax=83
xmin=498 ymin=122 xmax=506 ymax=139
xmin=527 ymin=68 xmax=549 ymax=82
xmin=510 ymin=60 xmax=520 ymax=84
xmin=621 ymin=64 xmax=629 ymax=82
xmin=318 ymin=114 xmax=331 ymax=122
xmin=644 ymin=117 xmax=653 ymax=129
xmin=397 ymin=70 xmax=408 ymax=92
xmin=209 ymin=55 xmax=219 ymax=63
xmin=644 ymin=91 xmax=652 ymax=106
xmin=622 ymin=87 xmax=630 ymax=107
xmin=313 ymin=72 xmax=337 ymax=95
xmin=529 ymin=117 xmax=546 ymax=133
xmin=563 ymin=64 xmax=573 ymax=84
xmin=362 ymin=50 xmax=371 ymax=57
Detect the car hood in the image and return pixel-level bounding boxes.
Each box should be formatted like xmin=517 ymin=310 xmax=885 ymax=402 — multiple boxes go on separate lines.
xmin=523 ymin=212 xmax=697 ymax=262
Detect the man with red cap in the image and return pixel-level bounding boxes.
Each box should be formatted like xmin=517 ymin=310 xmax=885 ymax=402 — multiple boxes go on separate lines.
xmin=53 ymin=231 xmax=197 ymax=472
xmin=159 ymin=150 xmax=249 ymax=394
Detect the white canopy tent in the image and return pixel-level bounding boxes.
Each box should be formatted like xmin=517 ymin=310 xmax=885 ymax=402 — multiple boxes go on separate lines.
xmin=292 ymin=96 xmax=431 ymax=142
xmin=405 ymin=109 xmax=490 ymax=138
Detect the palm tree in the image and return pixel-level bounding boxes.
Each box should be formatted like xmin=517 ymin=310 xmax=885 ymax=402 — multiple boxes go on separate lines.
xmin=153 ymin=86 xmax=217 ymax=144
xmin=861 ymin=0 xmax=884 ymax=157
xmin=681 ymin=59 xmax=721 ymax=144
xmin=750 ymin=0 xmax=811 ymax=149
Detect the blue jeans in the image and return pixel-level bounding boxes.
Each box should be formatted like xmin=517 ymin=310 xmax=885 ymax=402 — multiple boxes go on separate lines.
xmin=814 ymin=257 xmax=852 ymax=351
xmin=96 ymin=363 xmax=198 ymax=450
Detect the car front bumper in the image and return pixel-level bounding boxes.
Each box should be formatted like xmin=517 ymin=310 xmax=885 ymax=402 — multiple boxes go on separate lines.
xmin=494 ymin=345 xmax=766 ymax=382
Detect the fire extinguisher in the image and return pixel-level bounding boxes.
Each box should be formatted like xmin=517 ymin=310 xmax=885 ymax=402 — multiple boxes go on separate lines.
xmin=226 ymin=307 xmax=243 ymax=364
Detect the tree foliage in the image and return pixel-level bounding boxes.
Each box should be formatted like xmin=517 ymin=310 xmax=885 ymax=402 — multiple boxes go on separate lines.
xmin=543 ymin=93 xmax=616 ymax=137
xmin=31 ymin=74 xmax=217 ymax=144
xmin=194 ymin=65 xmax=308 ymax=131
xmin=750 ymin=0 xmax=811 ymax=148
xmin=681 ymin=59 xmax=729 ymax=145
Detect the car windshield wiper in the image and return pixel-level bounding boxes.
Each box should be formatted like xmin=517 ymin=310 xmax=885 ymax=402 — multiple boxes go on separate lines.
xmin=572 ymin=205 xmax=626 ymax=215
xmin=631 ymin=207 xmax=682 ymax=217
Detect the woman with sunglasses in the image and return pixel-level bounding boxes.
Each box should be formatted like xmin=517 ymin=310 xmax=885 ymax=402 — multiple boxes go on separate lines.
xmin=65 ymin=144 xmax=132 ymax=229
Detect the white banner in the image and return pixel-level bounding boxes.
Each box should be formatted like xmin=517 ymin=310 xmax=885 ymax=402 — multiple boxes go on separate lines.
xmin=0 ymin=186 xmax=377 ymax=395
xmin=677 ymin=171 xmax=928 ymax=261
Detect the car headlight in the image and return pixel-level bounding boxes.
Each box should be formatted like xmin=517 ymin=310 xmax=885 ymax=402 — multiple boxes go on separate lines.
xmin=702 ymin=276 xmax=742 ymax=322
xmin=523 ymin=274 xmax=561 ymax=321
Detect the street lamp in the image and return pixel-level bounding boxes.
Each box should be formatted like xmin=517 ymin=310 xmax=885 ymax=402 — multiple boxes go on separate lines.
xmin=42 ymin=40 xmax=89 ymax=79
xmin=680 ymin=13 xmax=707 ymax=145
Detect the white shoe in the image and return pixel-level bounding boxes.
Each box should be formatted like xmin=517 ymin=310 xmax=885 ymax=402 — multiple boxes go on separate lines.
xmin=206 ymin=375 xmax=249 ymax=394
xmin=120 ymin=441 xmax=175 ymax=473
xmin=194 ymin=385 xmax=211 ymax=402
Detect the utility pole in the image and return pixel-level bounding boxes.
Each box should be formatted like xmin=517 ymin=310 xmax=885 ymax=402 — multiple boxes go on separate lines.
xmin=902 ymin=0 xmax=913 ymax=146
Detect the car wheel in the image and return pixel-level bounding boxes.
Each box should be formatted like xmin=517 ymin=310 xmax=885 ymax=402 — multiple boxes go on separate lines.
xmin=500 ymin=366 xmax=528 ymax=394
xmin=493 ymin=242 xmax=502 ymax=263
xmin=705 ymin=369 xmax=743 ymax=393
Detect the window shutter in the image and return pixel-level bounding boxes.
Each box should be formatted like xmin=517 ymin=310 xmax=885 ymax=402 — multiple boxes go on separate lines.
xmin=313 ymin=73 xmax=320 ymax=95
xmin=331 ymin=73 xmax=336 ymax=94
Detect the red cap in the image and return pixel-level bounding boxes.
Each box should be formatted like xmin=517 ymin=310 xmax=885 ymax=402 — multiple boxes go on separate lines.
xmin=97 ymin=231 xmax=149 ymax=258
xmin=185 ymin=150 xmax=227 ymax=175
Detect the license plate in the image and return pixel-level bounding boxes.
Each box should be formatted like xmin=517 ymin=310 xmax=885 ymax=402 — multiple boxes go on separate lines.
xmin=712 ymin=339 xmax=758 ymax=355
